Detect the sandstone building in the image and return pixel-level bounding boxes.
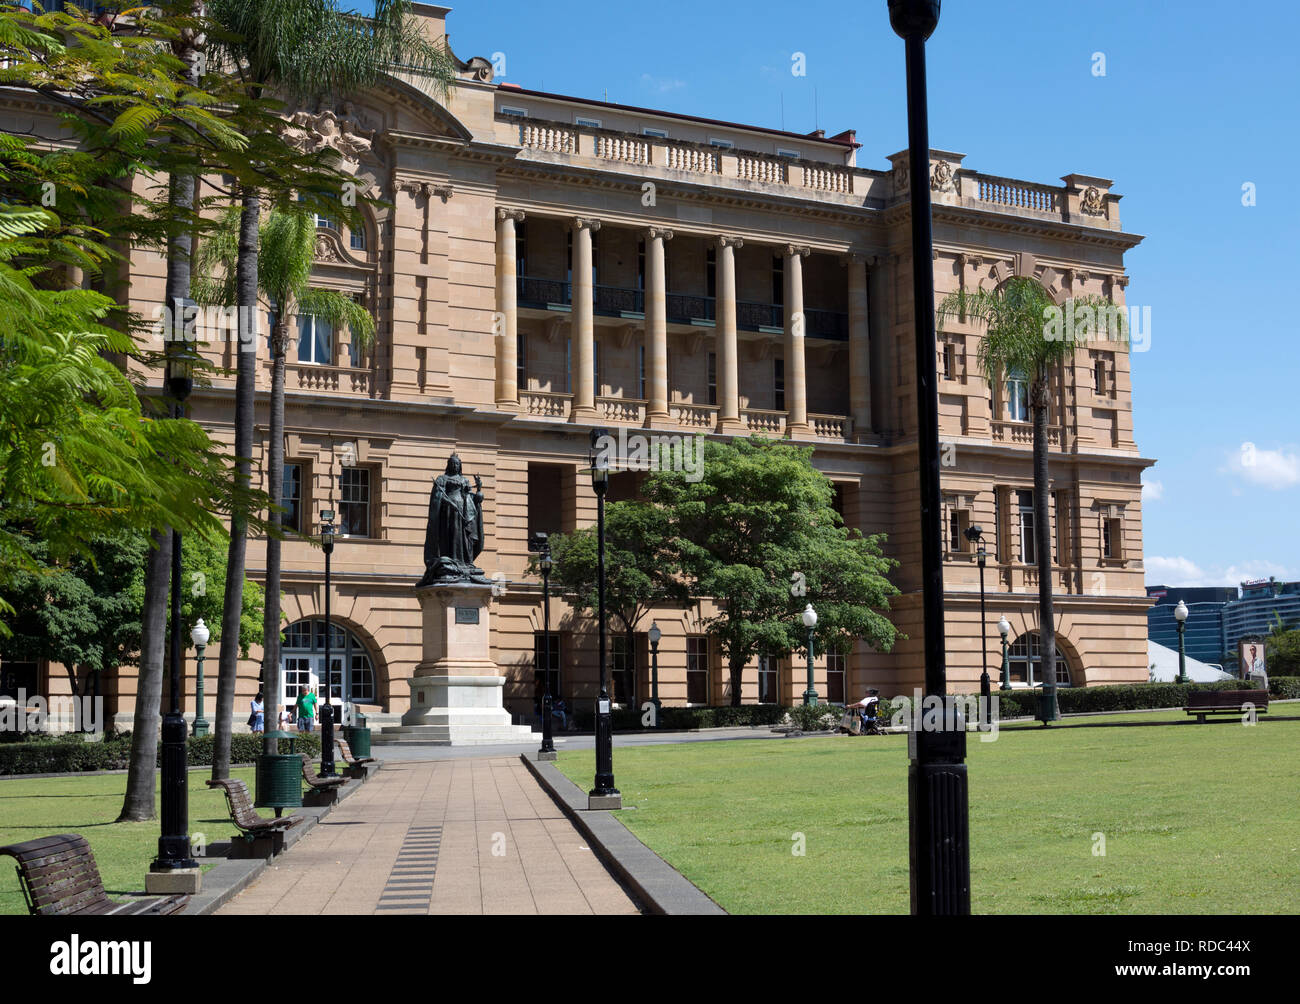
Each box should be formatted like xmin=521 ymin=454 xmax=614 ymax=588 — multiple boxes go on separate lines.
xmin=0 ymin=4 xmax=1153 ymax=730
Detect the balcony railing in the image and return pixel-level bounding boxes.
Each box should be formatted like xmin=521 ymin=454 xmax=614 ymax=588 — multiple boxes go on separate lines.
xmin=596 ymin=396 xmax=646 ymax=424
xmin=669 ymin=402 xmax=718 ymax=429
xmin=518 ymin=277 xmax=847 ymax=338
xmin=742 ymin=408 xmax=786 ymax=435
xmin=991 ymin=421 xmax=1064 ymax=448
xmin=519 ymin=390 xmax=572 ymax=418
xmin=281 ymin=361 xmax=373 ymax=396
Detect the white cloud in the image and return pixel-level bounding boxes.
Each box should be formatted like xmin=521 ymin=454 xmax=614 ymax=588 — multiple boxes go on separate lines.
xmin=1146 ymin=556 xmax=1297 ymax=588
xmin=640 ymin=74 xmax=686 ymax=94
xmin=1224 ymin=443 xmax=1300 ymax=489
xmin=1142 ymin=478 xmax=1163 ymax=501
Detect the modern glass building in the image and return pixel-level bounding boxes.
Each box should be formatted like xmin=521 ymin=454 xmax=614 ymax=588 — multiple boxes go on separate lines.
xmin=1222 ymin=580 xmax=1300 ymax=654
xmin=1146 ymin=585 xmax=1236 ymax=666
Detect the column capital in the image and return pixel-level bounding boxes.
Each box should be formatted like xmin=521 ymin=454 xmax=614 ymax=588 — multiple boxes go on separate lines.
xmin=401 ymin=179 xmax=452 ymax=202
xmin=840 ymin=252 xmax=874 ymax=267
xmin=956 ymin=252 xmax=984 ymax=270
xmin=716 ymin=235 xmax=744 ymax=249
xmin=496 ymin=207 xmax=526 ymax=223
xmin=784 ymin=244 xmax=811 ymax=258
xmin=645 ymin=226 xmax=674 ymax=242
xmin=572 ymin=217 xmax=602 ymax=233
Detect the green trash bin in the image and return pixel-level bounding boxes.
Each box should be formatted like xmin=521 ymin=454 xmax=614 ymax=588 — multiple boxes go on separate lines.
xmin=342 ymin=726 xmax=371 ymax=759
xmin=255 ymin=730 xmax=302 ymax=816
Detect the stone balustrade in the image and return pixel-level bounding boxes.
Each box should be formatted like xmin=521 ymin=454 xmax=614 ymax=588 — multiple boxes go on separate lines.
xmin=991 ymin=422 xmax=1063 ymax=447
xmin=809 ymin=413 xmax=852 ymax=440
xmin=284 ymin=362 xmax=373 ymax=396
xmin=971 ymin=174 xmax=1061 ymax=214
xmin=518 ymin=122 xmax=577 ymax=154
xmin=596 ymin=396 xmax=646 ymax=424
xmin=669 ymin=402 xmax=719 ymax=429
xmin=519 ymin=390 xmax=572 ymax=418
xmin=595 ymin=134 xmax=649 ymax=165
xmin=663 ymin=143 xmax=720 ymax=174
xmin=737 ymin=154 xmax=788 ymax=184
xmin=742 ymin=408 xmax=786 ymax=435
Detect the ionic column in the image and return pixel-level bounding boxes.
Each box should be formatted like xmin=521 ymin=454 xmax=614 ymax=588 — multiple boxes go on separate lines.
xmin=843 ymin=252 xmax=872 ymax=436
xmin=715 ymin=236 xmax=745 ymax=434
xmin=495 ymin=208 xmax=525 ymax=408
xmin=571 ymin=217 xmax=601 ymax=421
xmin=644 ymin=227 xmax=673 ymax=423
xmin=784 ymin=245 xmax=811 ymax=434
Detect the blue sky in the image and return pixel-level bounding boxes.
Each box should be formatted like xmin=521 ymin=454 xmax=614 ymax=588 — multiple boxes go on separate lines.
xmin=375 ymin=1 xmax=1299 ymax=588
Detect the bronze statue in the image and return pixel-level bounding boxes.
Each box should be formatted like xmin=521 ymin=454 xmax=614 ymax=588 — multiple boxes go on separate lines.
xmin=419 ymin=454 xmax=489 ymax=585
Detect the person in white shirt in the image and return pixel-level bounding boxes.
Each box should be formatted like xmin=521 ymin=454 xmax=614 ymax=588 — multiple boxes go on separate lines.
xmin=847 ymin=690 xmax=881 ymax=732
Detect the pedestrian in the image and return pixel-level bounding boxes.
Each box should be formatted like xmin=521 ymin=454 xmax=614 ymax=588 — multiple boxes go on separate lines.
xmin=295 ymin=686 xmax=318 ymax=733
xmin=248 ymin=691 xmax=265 ymax=733
xmin=278 ymin=705 xmax=294 ymax=731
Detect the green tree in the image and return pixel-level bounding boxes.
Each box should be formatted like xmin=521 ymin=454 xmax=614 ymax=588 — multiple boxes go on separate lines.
xmin=537 ymin=501 xmax=688 ymax=709
xmin=938 ymin=277 xmax=1122 ymax=720
xmin=644 ymin=437 xmax=900 ymax=707
xmin=201 ymin=0 xmax=456 ymax=770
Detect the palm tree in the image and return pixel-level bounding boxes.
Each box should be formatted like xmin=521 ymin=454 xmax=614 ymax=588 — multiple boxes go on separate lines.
xmin=196 ymin=206 xmax=375 ymax=752
xmin=937 ymin=276 xmax=1121 ymax=721
xmin=203 ymin=0 xmax=455 ymax=768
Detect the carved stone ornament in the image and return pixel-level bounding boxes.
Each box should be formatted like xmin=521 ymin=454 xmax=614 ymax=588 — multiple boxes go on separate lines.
xmin=314 ymin=233 xmax=342 ymax=263
xmin=930 ymin=159 xmax=955 ymax=193
xmin=893 ymin=161 xmax=909 ymax=192
xmin=282 ymin=102 xmax=377 ymax=173
xmin=1081 ymin=186 xmax=1106 ymax=216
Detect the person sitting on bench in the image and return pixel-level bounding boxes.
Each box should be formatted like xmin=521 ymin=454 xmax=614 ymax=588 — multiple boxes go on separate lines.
xmin=847 ymin=690 xmax=881 ymax=732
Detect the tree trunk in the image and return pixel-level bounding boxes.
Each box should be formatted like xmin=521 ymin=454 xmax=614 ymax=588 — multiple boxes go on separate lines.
xmin=1032 ymin=369 xmax=1058 ymax=721
xmin=261 ymin=315 xmax=286 ymax=755
xmin=626 ymin=624 xmax=637 ymax=710
xmin=118 ymin=531 xmax=170 ymax=821
xmin=729 ymin=655 xmax=744 ymax=707
xmin=119 ymin=159 xmax=195 ymax=818
xmin=213 ymin=187 xmax=259 ymax=780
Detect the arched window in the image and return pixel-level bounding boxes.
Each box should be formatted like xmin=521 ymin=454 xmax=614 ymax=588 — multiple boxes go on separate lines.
xmin=279 ymin=619 xmax=376 ymax=712
xmin=1007 ymin=632 xmax=1072 ymax=687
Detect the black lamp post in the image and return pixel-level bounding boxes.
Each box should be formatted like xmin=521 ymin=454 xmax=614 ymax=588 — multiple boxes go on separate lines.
xmin=154 ymin=348 xmax=198 ymax=873
xmin=801 ymin=603 xmax=819 ymax=706
xmin=648 ymin=621 xmax=662 ymax=726
xmin=964 ymin=525 xmax=991 ymax=727
xmin=888 ymin=0 xmax=970 ymax=916
xmin=531 ymin=532 xmax=557 ymax=759
xmin=191 ymin=619 xmax=210 ymax=738
xmin=319 ymin=511 xmax=336 ymax=777
xmin=587 ymin=428 xmax=619 ymax=807
xmin=1174 ymin=599 xmax=1189 ymax=685
xmin=998 ymin=615 xmax=1012 ymax=692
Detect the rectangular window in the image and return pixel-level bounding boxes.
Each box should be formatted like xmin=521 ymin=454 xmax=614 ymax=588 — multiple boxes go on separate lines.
xmin=281 ymin=463 xmax=303 ymax=533
xmin=1006 ymin=370 xmax=1029 ymax=422
xmin=772 ymin=255 xmax=784 ymax=306
xmin=776 ymin=147 xmax=801 ymax=159
xmin=706 ymin=247 xmax=716 ymax=299
xmin=565 ymin=338 xmax=572 ymax=394
xmin=350 ymin=228 xmax=366 ymax=252
xmin=643 ymin=127 xmax=668 ymax=138
xmin=500 ymin=105 xmax=528 ymax=117
xmin=707 ymin=353 xmax=717 ymax=406
xmin=534 ymin=632 xmax=561 ymax=699
xmin=825 ymin=651 xmax=846 ymax=704
xmin=516 ymin=220 xmax=527 ymax=278
xmin=708 ymin=137 xmax=734 ymax=149
xmin=594 ymin=339 xmax=602 ymax=396
xmin=527 ymin=463 xmax=566 ymax=538
xmin=339 ymin=467 xmax=371 ymax=538
xmin=1055 ymin=490 xmax=1069 ymax=566
xmin=774 ymin=358 xmax=786 ymax=411
xmin=1017 ymin=490 xmax=1035 ymax=564
xmin=758 ymin=654 xmax=779 ymax=704
xmin=638 ymin=343 xmax=646 ymax=399
xmin=517 ymin=332 xmax=527 ymax=391
xmin=686 ymin=637 xmax=709 ymax=705
xmin=297 ymin=314 xmax=332 ymax=365
xmin=637 ymin=239 xmax=645 ymax=291
xmin=1103 ymin=516 xmax=1123 ymax=560
xmin=948 ymin=507 xmax=970 ymax=553
xmin=612 ymin=635 xmax=634 ymax=707
xmin=942 ymin=343 xmax=955 ymax=380
xmin=575 ymin=116 xmax=602 ymax=129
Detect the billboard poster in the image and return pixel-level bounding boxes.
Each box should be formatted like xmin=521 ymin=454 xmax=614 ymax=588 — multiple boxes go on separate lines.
xmin=1238 ymin=637 xmax=1267 ymax=680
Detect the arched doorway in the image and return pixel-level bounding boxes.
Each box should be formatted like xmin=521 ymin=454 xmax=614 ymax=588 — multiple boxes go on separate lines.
xmin=278 ymin=619 xmax=377 ymax=717
xmin=1006 ymin=632 xmax=1074 ymax=688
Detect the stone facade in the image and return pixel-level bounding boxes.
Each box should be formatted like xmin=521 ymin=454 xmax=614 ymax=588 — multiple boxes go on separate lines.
xmin=1 ymin=4 xmax=1152 ymax=729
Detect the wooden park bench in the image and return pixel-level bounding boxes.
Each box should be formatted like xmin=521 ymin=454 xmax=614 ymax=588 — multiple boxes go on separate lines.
xmin=0 ymin=833 xmax=189 ymax=916
xmin=300 ymin=754 xmax=345 ymax=807
xmin=1185 ymin=689 xmax=1269 ymax=724
xmin=334 ymin=736 xmax=379 ymax=780
xmin=206 ymin=777 xmax=301 ymax=859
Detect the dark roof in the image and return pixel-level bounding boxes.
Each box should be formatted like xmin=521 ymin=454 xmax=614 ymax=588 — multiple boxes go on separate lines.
xmin=496 ymin=83 xmax=861 ymax=149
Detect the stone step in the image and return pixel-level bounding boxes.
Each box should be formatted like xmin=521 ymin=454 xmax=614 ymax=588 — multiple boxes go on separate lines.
xmin=372 ymin=723 xmax=541 ymax=746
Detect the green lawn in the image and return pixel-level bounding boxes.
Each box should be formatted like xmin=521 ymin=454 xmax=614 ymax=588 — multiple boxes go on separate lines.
xmin=0 ymin=768 xmax=255 ymax=915
xmin=557 ymin=710 xmax=1300 ymax=914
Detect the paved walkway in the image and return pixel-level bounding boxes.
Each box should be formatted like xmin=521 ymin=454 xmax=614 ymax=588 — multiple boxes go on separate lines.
xmin=216 ymin=757 xmax=640 ymax=915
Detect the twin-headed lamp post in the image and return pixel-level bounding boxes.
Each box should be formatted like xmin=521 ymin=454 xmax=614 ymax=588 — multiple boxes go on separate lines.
xmin=964 ymin=525 xmax=991 ymax=726
xmin=1174 ymin=599 xmax=1189 ymax=685
xmin=319 ymin=511 xmax=337 ymax=776
xmin=802 ymin=603 xmax=819 ymax=706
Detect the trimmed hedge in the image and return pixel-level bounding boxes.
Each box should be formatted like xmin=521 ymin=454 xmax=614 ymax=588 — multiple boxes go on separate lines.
xmin=1268 ymin=676 xmax=1300 ymax=700
xmin=569 ymin=703 xmax=788 ymax=731
xmin=0 ymin=731 xmax=322 ymax=776
xmin=981 ymin=679 xmax=1266 ymax=720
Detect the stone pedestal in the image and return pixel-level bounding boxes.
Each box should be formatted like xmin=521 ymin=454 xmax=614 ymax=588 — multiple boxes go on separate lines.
xmin=145 ymin=867 xmax=201 ymax=895
xmin=377 ymin=583 xmax=538 ymax=746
